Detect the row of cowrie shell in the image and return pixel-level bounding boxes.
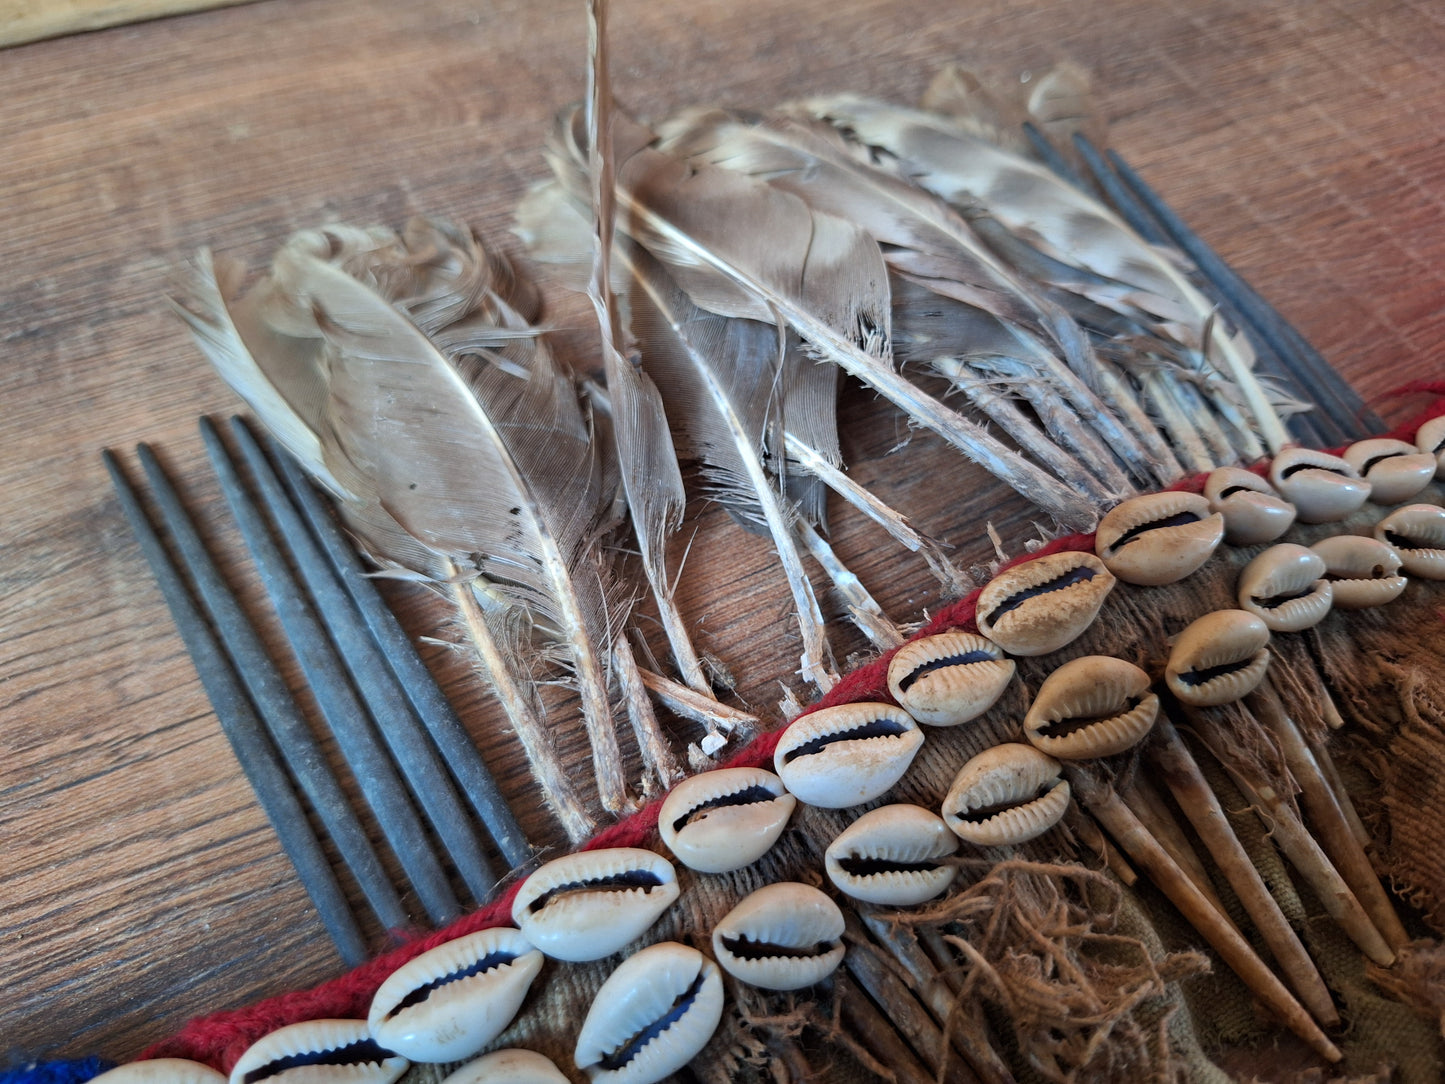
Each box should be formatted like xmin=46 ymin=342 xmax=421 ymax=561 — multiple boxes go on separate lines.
xmin=97 ymin=449 xmax=1442 ymax=1084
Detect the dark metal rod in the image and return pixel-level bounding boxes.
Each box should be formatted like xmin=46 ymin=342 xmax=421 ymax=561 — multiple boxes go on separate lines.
xmin=225 ymin=417 xmax=497 ymax=904
xmin=199 ymin=417 xmax=462 ymax=926
xmin=103 ymin=449 xmax=370 ymax=966
xmin=268 ymin=434 xmax=534 ymax=870
xmin=1102 ymin=143 xmax=1381 ymax=439
xmin=1021 ymin=120 xmax=1090 ymax=192
xmin=134 ymin=442 xmax=408 ymax=932
xmin=1069 ymin=133 xmax=1333 ymax=448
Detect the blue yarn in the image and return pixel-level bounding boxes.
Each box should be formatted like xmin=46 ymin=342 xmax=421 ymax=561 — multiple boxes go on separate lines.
xmin=0 ymin=1057 xmax=115 ymax=1084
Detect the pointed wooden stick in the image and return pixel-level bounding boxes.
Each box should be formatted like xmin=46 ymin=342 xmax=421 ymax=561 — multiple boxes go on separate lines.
xmin=1120 ymin=773 xmax=1234 ymax=925
xmin=1248 ymin=684 xmax=1408 ymax=952
xmin=1066 ymin=765 xmax=1342 ymax=1063
xmin=1063 ymin=804 xmax=1138 ymax=886
xmin=1305 ymin=730 xmax=1371 ymax=849
xmin=1150 ymin=718 xmax=1339 ymax=1028
xmin=915 ymin=926 xmax=1020 ymax=1084
xmin=863 ymin=913 xmax=1009 ymax=1084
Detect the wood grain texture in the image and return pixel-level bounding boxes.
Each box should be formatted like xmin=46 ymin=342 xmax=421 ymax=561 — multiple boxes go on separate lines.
xmin=0 ymin=0 xmax=255 ymax=48
xmin=2 ymin=0 xmax=1442 ymax=1068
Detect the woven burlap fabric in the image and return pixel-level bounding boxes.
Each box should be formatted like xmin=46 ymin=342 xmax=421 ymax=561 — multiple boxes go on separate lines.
xmin=390 ymin=495 xmax=1445 ymax=1083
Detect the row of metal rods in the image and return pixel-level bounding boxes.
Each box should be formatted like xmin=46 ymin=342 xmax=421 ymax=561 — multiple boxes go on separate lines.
xmin=105 ymin=415 xmax=533 ymax=965
xmin=1022 ymin=121 xmax=1382 ymax=449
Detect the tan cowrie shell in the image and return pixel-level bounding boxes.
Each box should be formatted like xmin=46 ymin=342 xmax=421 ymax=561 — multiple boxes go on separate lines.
xmin=886 ymin=631 xmax=1015 ymax=726
xmin=228 ymin=1020 xmax=408 ymax=1084
xmin=93 ymin=1062 xmax=227 ymax=1084
xmin=1344 ymin=438 xmax=1437 ymax=505
xmin=1204 ymin=467 xmax=1297 ymax=545
xmin=367 ymin=927 xmax=544 ymax=1062
xmin=1165 ymin=610 xmax=1271 ymax=707
xmin=1415 ymin=416 xmax=1445 ymax=479
xmin=711 ymin=882 xmax=846 ymax=990
xmin=1310 ymin=535 xmax=1407 ymax=609
xmin=1093 ymin=492 xmax=1224 ymax=585
xmin=574 ymin=942 xmax=724 ymax=1084
xmin=657 ymin=767 xmax=796 ymax=874
xmin=1237 ymin=543 xmax=1334 ymax=631
xmin=1375 ymin=503 xmax=1445 ymax=579
xmin=1024 ymin=656 xmax=1159 ymax=759
xmin=773 ymin=702 xmax=923 ymax=808
xmin=942 ymin=743 xmax=1070 ymax=846
xmin=824 ymin=804 xmax=958 ymax=906
xmin=975 ymin=551 xmax=1115 ymax=656
xmin=511 ymin=848 xmax=679 ymax=962
xmin=1268 ymin=448 xmax=1370 ymax=523
xmin=440 ymin=1049 xmax=570 ymax=1084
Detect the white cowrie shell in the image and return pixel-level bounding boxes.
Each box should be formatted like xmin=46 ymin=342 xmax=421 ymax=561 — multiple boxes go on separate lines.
xmin=511 ymin=848 xmax=679 ymax=962
xmin=574 ymin=942 xmax=724 ymax=1084
xmin=1344 ymin=438 xmax=1437 ymax=505
xmin=228 ymin=1020 xmax=407 ymax=1084
xmin=942 ymin=744 xmax=1070 ymax=846
xmin=886 ymin=631 xmax=1015 ymax=727
xmin=1375 ymin=503 xmax=1445 ymax=579
xmin=1310 ymin=535 xmax=1407 ymax=609
xmin=975 ymin=551 xmax=1116 ymax=656
xmin=367 ymin=927 xmax=544 ymax=1063
xmin=1094 ymin=492 xmax=1224 ymax=585
xmin=1204 ymin=468 xmax=1296 ymax=545
xmin=773 ymin=702 xmax=923 ymax=808
xmin=1165 ymin=610 xmax=1271 ymax=707
xmin=1414 ymin=416 xmax=1445 ymax=479
xmin=1237 ymin=543 xmax=1334 ymax=631
xmin=1268 ymin=448 xmax=1370 ymax=524
xmin=1024 ymin=656 xmax=1159 ymax=759
xmin=711 ymin=882 xmax=846 ymax=990
xmin=824 ymin=804 xmax=957 ymax=906
xmin=92 ymin=1061 xmax=226 ymax=1084
xmin=657 ymin=767 xmax=796 ymax=874
xmin=440 ymin=1049 xmax=570 ymax=1084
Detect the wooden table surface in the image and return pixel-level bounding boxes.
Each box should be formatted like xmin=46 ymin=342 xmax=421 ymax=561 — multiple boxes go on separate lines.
xmin=4 ymin=0 xmax=1443 ymax=1069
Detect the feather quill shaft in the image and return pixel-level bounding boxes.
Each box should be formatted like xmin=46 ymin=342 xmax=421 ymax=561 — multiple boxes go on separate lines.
xmin=799 ymin=95 xmax=1290 ymax=455
xmin=582 ymin=0 xmax=709 ymax=698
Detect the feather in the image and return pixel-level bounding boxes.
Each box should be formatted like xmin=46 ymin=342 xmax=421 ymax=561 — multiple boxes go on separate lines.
xmin=797 ymin=93 xmax=1291 ymax=455
xmin=652 ymin=107 xmax=1163 ymax=494
xmin=548 ymin=106 xmax=1103 ymax=531
xmin=580 ymin=0 xmax=707 ymax=700
xmin=177 ymin=220 xmax=655 ymax=837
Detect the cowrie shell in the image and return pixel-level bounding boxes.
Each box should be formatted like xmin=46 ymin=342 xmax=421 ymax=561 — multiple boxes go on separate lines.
xmin=1268 ymin=448 xmax=1370 ymax=524
xmin=1344 ymin=438 xmax=1437 ymax=505
xmin=711 ymin=882 xmax=846 ymax=990
xmin=1094 ymin=492 xmax=1223 ymax=585
xmin=1024 ymin=656 xmax=1159 ymax=759
xmin=1165 ymin=610 xmax=1271 ymax=707
xmin=942 ymin=743 xmax=1069 ymax=846
xmin=886 ymin=631 xmax=1015 ymax=726
xmin=975 ymin=551 xmax=1115 ymax=657
xmin=511 ymin=848 xmax=679 ymax=962
xmin=657 ymin=767 xmax=796 ymax=874
xmin=228 ymin=1020 xmax=407 ymax=1084
xmin=824 ymin=803 xmax=957 ymax=905
xmin=1310 ymin=535 xmax=1407 ymax=609
xmin=440 ymin=1049 xmax=570 ymax=1084
xmin=574 ymin=942 xmax=724 ymax=1084
xmin=1414 ymin=416 xmax=1445 ymax=479
xmin=1237 ymin=543 xmax=1333 ymax=631
xmin=773 ymin=702 xmax=923 ymax=808
xmin=1204 ymin=467 xmax=1296 ymax=545
xmin=1375 ymin=503 xmax=1445 ymax=579
xmin=367 ymin=927 xmax=543 ymax=1062
xmin=92 ymin=1061 xmax=226 ymax=1084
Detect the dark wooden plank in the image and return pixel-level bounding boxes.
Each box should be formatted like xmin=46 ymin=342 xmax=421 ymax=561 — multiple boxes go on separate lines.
xmin=1 ymin=0 xmax=1441 ymax=1066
